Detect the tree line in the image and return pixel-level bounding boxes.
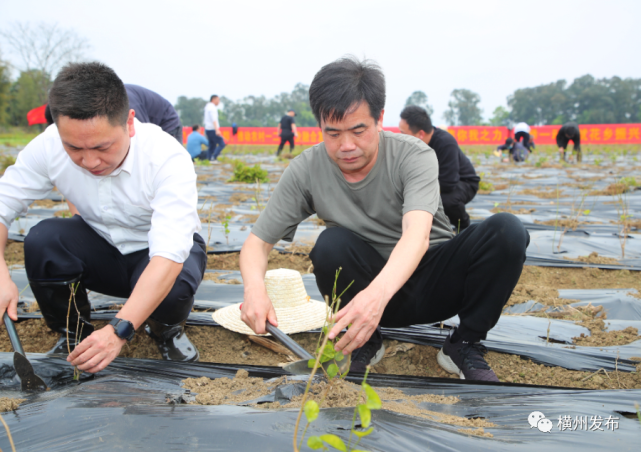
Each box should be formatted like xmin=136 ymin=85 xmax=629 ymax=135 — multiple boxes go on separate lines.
xmin=1 ymin=22 xmax=640 ymax=129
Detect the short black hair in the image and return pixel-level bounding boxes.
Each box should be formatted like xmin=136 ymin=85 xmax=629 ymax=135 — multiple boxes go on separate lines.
xmin=44 ymin=104 xmax=53 ymax=126
xmin=400 ymin=105 xmax=433 ymax=134
xmin=309 ymin=56 xmax=385 ymax=125
xmin=192 ymin=124 xmax=200 ymax=131
xmin=210 ymin=94 xmax=219 ymax=101
xmin=48 ymin=62 xmax=129 ymax=126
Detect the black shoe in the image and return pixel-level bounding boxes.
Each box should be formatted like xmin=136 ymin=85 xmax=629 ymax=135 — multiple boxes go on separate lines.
xmin=349 ymin=326 xmax=385 ymax=373
xmin=29 ymin=277 xmax=94 ymax=355
xmin=145 ymin=317 xmax=199 ymax=362
xmin=437 ymin=330 xmax=499 ymax=382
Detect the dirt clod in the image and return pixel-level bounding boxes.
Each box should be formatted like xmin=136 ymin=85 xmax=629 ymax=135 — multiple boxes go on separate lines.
xmin=0 ymin=397 xmax=25 ymax=412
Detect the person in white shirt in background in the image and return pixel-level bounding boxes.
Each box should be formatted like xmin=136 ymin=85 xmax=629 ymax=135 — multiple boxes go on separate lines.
xmin=0 ymin=62 xmax=206 ymax=373
xmin=513 ymin=122 xmax=534 ymax=151
xmin=203 ymin=95 xmax=226 ymax=163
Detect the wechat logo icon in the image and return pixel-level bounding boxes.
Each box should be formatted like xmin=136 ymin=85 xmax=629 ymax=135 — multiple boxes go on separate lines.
xmin=528 ymin=411 xmax=552 ymax=433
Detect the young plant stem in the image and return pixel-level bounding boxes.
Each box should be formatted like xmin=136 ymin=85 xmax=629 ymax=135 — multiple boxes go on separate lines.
xmin=66 ymin=282 xmax=83 ymax=380
xmin=346 ymin=367 xmax=371 ymax=450
xmin=293 ymin=329 xmax=331 ymax=452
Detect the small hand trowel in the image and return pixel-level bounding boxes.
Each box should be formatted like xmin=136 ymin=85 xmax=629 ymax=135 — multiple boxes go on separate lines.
xmin=3 ymin=312 xmax=48 ymax=392
xmin=265 ymin=323 xmax=350 ymax=376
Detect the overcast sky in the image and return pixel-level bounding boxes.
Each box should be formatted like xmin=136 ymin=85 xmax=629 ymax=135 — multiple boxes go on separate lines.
xmin=1 ymin=0 xmax=639 ymax=126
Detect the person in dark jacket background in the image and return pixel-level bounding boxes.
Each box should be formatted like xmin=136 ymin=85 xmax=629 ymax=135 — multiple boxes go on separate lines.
xmin=557 ymin=122 xmax=581 ymax=162
xmin=125 ymin=84 xmax=183 ymax=143
xmin=276 ymin=109 xmax=298 ymax=156
xmin=399 ymin=106 xmax=480 ymax=231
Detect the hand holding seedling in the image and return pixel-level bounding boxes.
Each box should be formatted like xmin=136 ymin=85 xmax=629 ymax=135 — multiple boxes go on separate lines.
xmin=328 ymin=285 xmax=386 ymax=354
xmin=67 ymin=325 xmax=126 ymax=373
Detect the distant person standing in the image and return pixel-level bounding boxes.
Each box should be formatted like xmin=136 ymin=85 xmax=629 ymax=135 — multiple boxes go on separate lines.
xmin=125 ymin=84 xmax=182 ymax=143
xmin=276 ymin=109 xmax=298 ymax=156
xmin=204 ymin=95 xmax=226 ymax=163
xmin=556 ymin=122 xmax=582 ymax=162
xmin=399 ymin=106 xmax=480 ymax=231
xmin=186 ymin=125 xmax=209 ymax=161
xmin=513 ymin=122 xmax=532 ymax=150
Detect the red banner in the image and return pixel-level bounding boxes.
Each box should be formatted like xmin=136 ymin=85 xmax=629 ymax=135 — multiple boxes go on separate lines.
xmin=183 ymin=126 xmax=324 ymax=146
xmin=448 ymin=124 xmax=641 ymax=145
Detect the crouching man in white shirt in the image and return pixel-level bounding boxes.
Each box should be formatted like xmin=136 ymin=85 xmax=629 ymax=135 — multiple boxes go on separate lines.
xmin=0 ymin=62 xmax=205 ymax=372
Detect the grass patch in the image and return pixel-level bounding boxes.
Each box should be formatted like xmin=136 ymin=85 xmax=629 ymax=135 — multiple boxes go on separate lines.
xmin=0 ymin=130 xmax=40 ymax=147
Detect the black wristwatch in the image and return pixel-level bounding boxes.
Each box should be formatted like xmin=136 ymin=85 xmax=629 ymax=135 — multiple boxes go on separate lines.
xmin=109 ymin=318 xmax=135 ymax=342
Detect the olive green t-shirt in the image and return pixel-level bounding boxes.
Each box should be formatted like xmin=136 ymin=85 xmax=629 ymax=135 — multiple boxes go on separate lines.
xmin=252 ymin=131 xmax=454 ymax=260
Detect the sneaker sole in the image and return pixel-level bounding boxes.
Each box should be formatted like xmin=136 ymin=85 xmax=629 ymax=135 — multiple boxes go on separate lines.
xmin=437 ymin=348 xmax=465 ymax=379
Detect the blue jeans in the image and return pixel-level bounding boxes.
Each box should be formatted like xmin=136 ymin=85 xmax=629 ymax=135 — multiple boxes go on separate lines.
xmin=205 ymin=130 xmax=226 ymax=160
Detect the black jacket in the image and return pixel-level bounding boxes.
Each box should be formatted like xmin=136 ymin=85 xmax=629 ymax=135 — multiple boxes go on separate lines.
xmin=556 ymin=122 xmax=581 ymax=150
xmin=427 ymin=128 xmax=480 ymax=193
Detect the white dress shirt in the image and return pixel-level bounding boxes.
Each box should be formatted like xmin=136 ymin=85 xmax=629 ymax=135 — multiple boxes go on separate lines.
xmin=0 ymin=119 xmax=201 ymax=263
xmin=203 ymin=102 xmax=219 ymax=130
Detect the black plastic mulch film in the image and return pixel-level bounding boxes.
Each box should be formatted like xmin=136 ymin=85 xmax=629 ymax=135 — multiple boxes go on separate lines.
xmin=3 ymin=155 xmax=641 ymax=449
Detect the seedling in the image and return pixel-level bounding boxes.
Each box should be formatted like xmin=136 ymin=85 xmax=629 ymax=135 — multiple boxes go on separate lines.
xmin=251 ymin=179 xmax=264 ymax=213
xmin=294 ymin=269 xmax=381 ymax=452
xmin=67 ymin=282 xmax=83 ymax=381
xmin=228 ymin=160 xmax=269 ymax=184
xmin=222 ymin=213 xmax=232 ymax=245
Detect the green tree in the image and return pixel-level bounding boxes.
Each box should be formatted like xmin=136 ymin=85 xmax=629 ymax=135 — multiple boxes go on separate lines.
xmin=488 ymin=106 xmax=510 ymax=126
xmin=0 ymin=59 xmax=11 ymax=126
xmin=404 ymin=90 xmax=434 ymax=116
xmin=507 ymin=80 xmax=568 ymax=125
xmin=7 ymin=70 xmax=49 ymax=126
xmin=443 ymin=89 xmax=482 ymax=125
xmin=0 ymin=22 xmax=89 ymax=107
xmin=174 ymin=96 xmax=207 ymax=126
xmin=218 ymin=83 xmax=317 ymax=127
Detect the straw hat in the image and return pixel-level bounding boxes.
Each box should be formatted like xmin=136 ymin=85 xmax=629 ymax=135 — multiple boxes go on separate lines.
xmin=212 ymin=268 xmax=330 ymax=335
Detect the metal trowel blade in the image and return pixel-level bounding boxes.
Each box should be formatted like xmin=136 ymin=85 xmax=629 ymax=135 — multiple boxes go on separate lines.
xmin=14 ymin=353 xmax=48 ymax=392
xmin=283 ymin=355 xmax=351 ymax=376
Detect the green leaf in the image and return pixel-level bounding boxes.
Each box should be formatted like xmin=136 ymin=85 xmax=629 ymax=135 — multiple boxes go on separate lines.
xmin=319 ymin=434 xmax=347 ymax=451
xmin=304 ymin=400 xmax=319 ymax=423
xmin=326 ymin=363 xmax=339 ymax=378
xmin=583 ymin=209 xmax=591 ymax=215
xmin=307 ymin=436 xmax=324 ymax=449
xmin=308 ymin=358 xmax=317 ymax=369
xmin=358 ymin=404 xmax=371 ymax=428
xmin=363 ymin=384 xmax=381 ymax=409
xmin=321 ymin=325 xmax=329 ymax=335
xmin=334 ymin=351 xmax=344 ymax=362
xmin=353 ymin=427 xmax=374 ymax=438
xmin=321 ymin=342 xmax=336 ymax=359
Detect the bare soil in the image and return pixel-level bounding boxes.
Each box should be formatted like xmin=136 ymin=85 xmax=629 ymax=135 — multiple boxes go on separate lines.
xmin=183 ymin=370 xmax=494 ymax=436
xmin=519 ymin=188 xmax=561 ymax=199
xmin=564 ymin=252 xmax=621 ymax=266
xmin=0 ymin=397 xmax=25 ymax=412
xmin=4 ymin=240 xmax=24 ymax=267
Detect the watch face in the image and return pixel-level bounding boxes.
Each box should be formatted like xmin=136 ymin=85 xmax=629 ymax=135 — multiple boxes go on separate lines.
xmin=115 ymin=320 xmax=134 ymax=341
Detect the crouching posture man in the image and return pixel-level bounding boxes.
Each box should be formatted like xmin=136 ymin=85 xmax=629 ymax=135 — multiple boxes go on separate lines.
xmin=0 ymin=62 xmax=205 ymax=373
xmin=238 ymin=57 xmax=530 ymax=381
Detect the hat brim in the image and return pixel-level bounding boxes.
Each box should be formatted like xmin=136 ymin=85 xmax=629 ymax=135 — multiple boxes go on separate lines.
xmin=212 ymin=299 xmax=330 ymax=336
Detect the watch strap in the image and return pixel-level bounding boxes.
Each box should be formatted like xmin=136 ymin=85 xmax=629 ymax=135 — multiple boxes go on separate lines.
xmin=109 ymin=318 xmax=135 ymax=342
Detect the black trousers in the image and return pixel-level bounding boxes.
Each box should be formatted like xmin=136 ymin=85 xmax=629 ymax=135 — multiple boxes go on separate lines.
xmin=276 ymin=133 xmax=295 ymax=155
xmin=440 ymin=180 xmax=478 ymax=231
xmin=24 ymin=216 xmax=207 ymax=325
xmin=310 ymin=213 xmax=529 ymax=342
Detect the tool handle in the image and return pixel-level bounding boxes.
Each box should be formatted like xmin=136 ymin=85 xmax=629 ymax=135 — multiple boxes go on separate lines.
xmin=3 ymin=312 xmax=25 ymax=356
xmin=265 ymin=323 xmax=313 ymax=360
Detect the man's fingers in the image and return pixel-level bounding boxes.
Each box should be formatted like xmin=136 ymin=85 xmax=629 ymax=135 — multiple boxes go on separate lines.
xmin=267 ymin=306 xmax=278 ymax=328
xmin=67 ymin=338 xmax=92 ymax=361
xmin=77 ymin=353 xmax=105 ymax=371
xmin=8 ymin=299 xmax=19 ymax=321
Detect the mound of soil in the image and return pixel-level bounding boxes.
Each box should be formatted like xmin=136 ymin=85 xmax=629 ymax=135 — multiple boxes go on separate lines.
xmin=505 ymin=284 xmax=577 ymax=308
xmin=183 ymin=371 xmax=493 ymax=436
xmin=574 ymin=320 xmax=639 ymax=347
xmin=519 ymin=188 xmax=561 ymax=199
xmin=534 ymin=219 xmax=583 ymax=230
xmin=0 ymin=397 xmax=25 ymax=412
xmin=565 ymin=252 xmax=621 ymax=265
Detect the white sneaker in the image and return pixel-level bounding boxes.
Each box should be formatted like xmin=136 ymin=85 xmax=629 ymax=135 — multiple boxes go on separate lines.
xmin=210 ymin=159 xmax=220 ymax=165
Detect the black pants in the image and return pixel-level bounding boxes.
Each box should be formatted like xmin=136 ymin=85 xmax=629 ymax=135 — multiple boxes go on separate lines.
xmin=24 ymin=216 xmax=207 ymax=325
xmin=515 ymin=131 xmax=531 ymax=150
xmin=310 ymin=213 xmax=529 ymax=342
xmin=440 ymin=180 xmax=478 ymax=231
xmin=276 ymin=133 xmax=295 ymax=155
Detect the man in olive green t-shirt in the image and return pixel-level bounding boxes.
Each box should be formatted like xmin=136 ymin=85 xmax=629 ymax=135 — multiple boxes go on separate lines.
xmin=238 ymin=57 xmax=530 ymax=382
